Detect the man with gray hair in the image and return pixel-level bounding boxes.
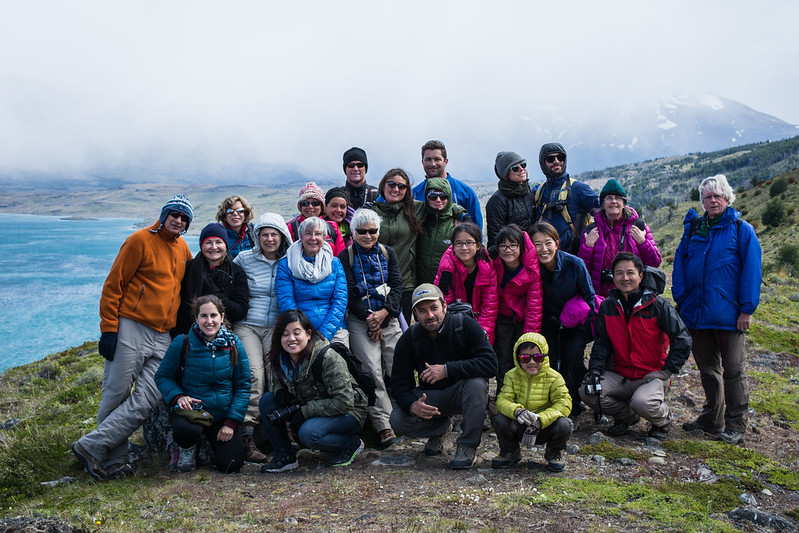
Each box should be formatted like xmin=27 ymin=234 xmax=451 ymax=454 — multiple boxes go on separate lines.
xmin=72 ymin=195 xmax=193 ymax=480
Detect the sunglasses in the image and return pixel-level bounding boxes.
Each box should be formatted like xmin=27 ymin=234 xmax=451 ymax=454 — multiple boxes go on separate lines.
xmin=518 ymin=353 xmax=545 ymax=364
xmin=427 ymin=191 xmax=448 ymax=200
xmin=510 ymin=161 xmax=527 ymax=173
xmin=545 ymin=154 xmax=566 ymax=164
xmin=386 ymin=181 xmax=408 ymax=190
xmin=300 ymin=200 xmax=322 ymax=208
xmin=356 ymin=228 xmax=378 ymax=235
xmin=346 ymin=162 xmax=365 ymax=169
xmin=168 ymin=211 xmax=190 ymax=223
xmin=225 ymin=208 xmax=247 ymax=215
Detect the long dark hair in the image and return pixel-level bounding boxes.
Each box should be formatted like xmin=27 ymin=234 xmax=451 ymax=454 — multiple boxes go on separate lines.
xmin=495 ymin=224 xmax=527 ymax=258
xmin=451 ymin=222 xmax=490 ymax=263
xmin=378 ymin=168 xmax=423 ymax=235
xmin=192 ymin=294 xmax=238 ymax=366
xmin=268 ymin=309 xmax=321 ymax=372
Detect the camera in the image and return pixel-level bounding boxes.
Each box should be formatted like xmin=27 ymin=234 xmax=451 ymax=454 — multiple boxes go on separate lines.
xmin=601 ymin=269 xmax=614 ymax=284
xmin=584 ymin=373 xmax=602 ymax=396
xmin=265 ymin=404 xmax=301 ymax=424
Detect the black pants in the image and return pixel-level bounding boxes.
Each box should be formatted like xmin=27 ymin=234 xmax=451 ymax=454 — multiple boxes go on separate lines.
xmin=400 ymin=290 xmax=414 ymax=324
xmin=541 ymin=317 xmax=592 ymax=416
xmin=492 ymin=413 xmax=573 ymax=455
xmin=493 ymin=314 xmax=524 ymax=391
xmin=170 ymin=413 xmax=244 ymax=473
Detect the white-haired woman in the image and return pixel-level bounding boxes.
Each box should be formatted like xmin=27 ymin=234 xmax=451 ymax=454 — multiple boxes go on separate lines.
xmin=275 ymin=217 xmax=348 ymax=343
xmin=673 ymin=175 xmax=761 ymax=446
xmin=339 ymin=208 xmax=403 ymax=448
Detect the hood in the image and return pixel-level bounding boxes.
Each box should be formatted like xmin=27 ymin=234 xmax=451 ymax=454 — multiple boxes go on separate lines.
xmin=682 ymin=208 xmax=700 ymax=225
xmin=538 ymin=142 xmax=567 ymax=179
xmin=641 ymin=266 xmax=666 ymax=295
xmin=251 ymin=213 xmax=293 ymax=256
xmin=424 ymin=177 xmax=454 ymax=217
xmin=512 ymin=332 xmax=551 ymax=373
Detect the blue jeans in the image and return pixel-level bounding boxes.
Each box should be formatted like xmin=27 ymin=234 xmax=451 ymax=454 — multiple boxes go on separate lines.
xmin=259 ymin=392 xmax=361 ymax=454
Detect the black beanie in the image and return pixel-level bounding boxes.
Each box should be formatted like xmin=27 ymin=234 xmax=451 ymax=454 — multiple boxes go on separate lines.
xmin=538 ymin=142 xmax=567 ymax=179
xmin=343 ymin=147 xmax=368 ymax=173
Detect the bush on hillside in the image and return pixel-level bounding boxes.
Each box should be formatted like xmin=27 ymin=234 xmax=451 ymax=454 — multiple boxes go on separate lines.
xmin=770 ymin=177 xmax=788 ymax=198
xmin=762 ymin=198 xmax=787 ymax=227
xmin=777 ymin=244 xmax=799 ymax=275
xmin=750 ymin=176 xmax=760 ymax=187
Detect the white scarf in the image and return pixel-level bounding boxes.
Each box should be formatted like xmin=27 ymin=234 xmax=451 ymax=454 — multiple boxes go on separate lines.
xmin=286 ymin=240 xmax=333 ymax=283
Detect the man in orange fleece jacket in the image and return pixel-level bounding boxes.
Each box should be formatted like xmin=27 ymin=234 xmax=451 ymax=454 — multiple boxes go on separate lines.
xmin=72 ymin=195 xmax=193 ymax=481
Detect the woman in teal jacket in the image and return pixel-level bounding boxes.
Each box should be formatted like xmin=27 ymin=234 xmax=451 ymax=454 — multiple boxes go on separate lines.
xmin=155 ymin=295 xmax=251 ymax=473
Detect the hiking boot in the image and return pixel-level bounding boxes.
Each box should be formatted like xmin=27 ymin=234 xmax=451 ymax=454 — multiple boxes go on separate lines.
xmin=424 ymin=420 xmax=452 ymax=456
xmin=261 ymin=453 xmax=299 ymax=473
xmin=647 ymin=423 xmax=670 ymax=441
xmin=717 ymin=429 xmax=745 ymax=445
xmin=105 ymin=463 xmax=134 ymax=479
xmin=243 ymin=432 xmax=268 ymax=463
xmin=607 ymin=415 xmax=640 ymax=437
xmin=545 ymin=448 xmax=566 ymax=472
xmin=177 ymin=445 xmax=197 ymax=473
xmin=492 ymin=449 xmax=522 ymax=469
xmin=329 ymin=439 xmax=364 ymax=467
xmin=71 ymin=441 xmax=107 ymax=481
xmin=682 ymin=420 xmax=723 ymax=435
xmin=450 ymin=444 xmax=477 ymax=469
xmin=378 ymin=428 xmax=398 ymax=449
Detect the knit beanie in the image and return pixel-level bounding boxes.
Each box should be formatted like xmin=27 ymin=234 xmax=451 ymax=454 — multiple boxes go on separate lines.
xmin=342 ymin=147 xmax=368 ymax=172
xmin=297 ymin=182 xmax=326 ymax=210
xmin=325 ymin=186 xmax=350 ymax=205
xmin=494 ymin=151 xmax=526 ymax=180
xmin=160 ymin=194 xmax=194 ymax=231
xmin=538 ymin=142 xmax=567 ymax=178
xmin=199 ymin=223 xmax=229 ymax=248
xmin=600 ymin=179 xmax=627 ymax=204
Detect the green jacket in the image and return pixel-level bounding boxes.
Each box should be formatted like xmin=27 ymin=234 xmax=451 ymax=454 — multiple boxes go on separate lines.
xmin=373 ymin=199 xmax=425 ymax=292
xmin=496 ymin=332 xmax=572 ymax=429
xmin=271 ymin=338 xmax=368 ymax=426
xmin=416 ymin=177 xmax=469 ymax=285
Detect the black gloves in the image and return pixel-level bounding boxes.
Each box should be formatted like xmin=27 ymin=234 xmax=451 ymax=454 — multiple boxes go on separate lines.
xmin=98 ymin=332 xmax=118 ymax=361
xmin=438 ymin=271 xmax=453 ymax=295
xmin=274 ymin=389 xmax=297 ymax=408
xmin=289 ymin=410 xmax=306 ymax=434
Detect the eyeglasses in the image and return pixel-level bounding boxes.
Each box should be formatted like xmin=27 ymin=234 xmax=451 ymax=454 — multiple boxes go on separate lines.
xmin=386 ymin=181 xmax=408 ymax=190
xmin=356 ymin=228 xmax=378 ymax=235
xmin=545 ymin=154 xmax=566 ymax=164
xmin=453 ymin=240 xmax=477 ymax=248
xmin=168 ymin=211 xmax=190 ymax=223
xmin=498 ymin=243 xmax=520 ymax=252
xmin=427 ymin=191 xmax=448 ymax=200
xmin=510 ymin=162 xmax=527 ymax=173
xmin=225 ymin=208 xmax=247 ymax=215
xmin=302 ymin=231 xmax=325 ymax=238
xmin=346 ymin=162 xmax=365 ymax=169
xmin=300 ymin=200 xmax=322 ymax=208
xmin=518 ymin=353 xmax=545 ymax=364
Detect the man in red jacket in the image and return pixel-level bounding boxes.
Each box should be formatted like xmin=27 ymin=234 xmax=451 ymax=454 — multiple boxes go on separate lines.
xmin=580 ymin=252 xmax=691 ymax=440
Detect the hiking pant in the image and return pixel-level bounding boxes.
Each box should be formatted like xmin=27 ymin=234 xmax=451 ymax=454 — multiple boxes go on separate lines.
xmin=492 ymin=413 xmax=573 ymax=455
xmin=233 ymin=323 xmax=273 ymax=428
xmin=80 ymin=317 xmax=169 ymax=468
xmin=389 ymin=377 xmax=489 ymax=447
xmin=170 ymin=413 xmax=244 ymax=473
xmin=493 ymin=314 xmax=524 ymax=391
xmin=579 ymin=370 xmax=671 ymax=427
xmin=541 ymin=318 xmax=591 ymax=415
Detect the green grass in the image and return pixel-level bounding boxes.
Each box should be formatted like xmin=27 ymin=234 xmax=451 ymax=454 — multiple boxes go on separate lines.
xmin=750 ymin=370 xmax=799 ymax=430
xmin=578 ymin=440 xmax=647 ymax=461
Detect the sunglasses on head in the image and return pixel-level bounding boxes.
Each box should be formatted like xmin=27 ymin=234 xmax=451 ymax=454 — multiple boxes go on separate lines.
xmin=386 ymin=181 xmax=408 ymax=190
xmin=225 ymin=208 xmax=247 ymax=215
xmin=168 ymin=211 xmax=190 ymax=223
xmin=545 ymin=154 xmax=566 ymax=164
xmin=518 ymin=353 xmax=545 ymax=364
xmin=427 ymin=191 xmax=448 ymax=200
xmin=346 ymin=162 xmax=365 ymax=169
xmin=510 ymin=161 xmax=527 ymax=173
xmin=300 ymin=200 xmax=322 ymax=208
xmin=355 ymin=228 xmax=378 ymax=235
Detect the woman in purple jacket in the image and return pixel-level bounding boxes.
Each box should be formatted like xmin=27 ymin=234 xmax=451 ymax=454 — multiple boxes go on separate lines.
xmin=578 ymin=179 xmax=661 ymax=297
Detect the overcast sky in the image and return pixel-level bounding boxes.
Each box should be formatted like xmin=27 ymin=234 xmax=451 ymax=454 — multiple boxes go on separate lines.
xmin=1 ymin=1 xmax=797 ymax=182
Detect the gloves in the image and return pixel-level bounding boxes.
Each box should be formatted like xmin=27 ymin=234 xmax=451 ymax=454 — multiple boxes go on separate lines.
xmin=583 ymin=370 xmax=602 ymax=385
xmin=438 ymin=271 xmax=453 ymax=295
xmin=521 ymin=426 xmax=539 ymax=449
xmin=514 ymin=408 xmax=540 ymax=427
xmin=274 ymin=389 xmax=297 ymax=408
xmin=289 ymin=409 xmax=306 ymax=434
xmin=98 ymin=332 xmax=118 ymax=361
xmin=642 ymin=370 xmax=673 ymax=383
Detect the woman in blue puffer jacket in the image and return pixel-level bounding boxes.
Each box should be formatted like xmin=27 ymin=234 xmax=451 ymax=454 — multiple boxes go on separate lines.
xmin=155 ymin=295 xmax=251 ymax=474
xmin=275 ymin=217 xmax=348 ymax=343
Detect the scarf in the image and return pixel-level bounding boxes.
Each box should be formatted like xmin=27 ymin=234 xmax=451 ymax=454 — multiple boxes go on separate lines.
xmin=191 ymin=322 xmax=236 ymax=351
xmin=286 ymin=240 xmax=333 ymax=283
xmin=498 ymin=179 xmax=532 ymax=198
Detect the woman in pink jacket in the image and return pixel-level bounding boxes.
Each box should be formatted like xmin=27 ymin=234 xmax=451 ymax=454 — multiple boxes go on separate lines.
xmin=578 ymin=179 xmax=661 ymax=297
xmin=492 ymin=224 xmax=543 ymax=389
xmin=434 ymin=222 xmax=499 ymax=343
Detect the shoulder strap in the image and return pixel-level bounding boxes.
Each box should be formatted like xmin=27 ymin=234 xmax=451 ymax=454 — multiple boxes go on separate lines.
xmin=311 ymin=345 xmax=329 ymax=383
xmin=178 ymin=334 xmax=190 ymax=387
xmin=378 ymin=243 xmax=389 ymax=262
xmin=326 ymin=221 xmax=336 ymax=242
xmin=289 ymin=218 xmax=300 ymax=240
xmin=687 ymin=217 xmax=701 ymax=239
xmin=347 ymin=245 xmax=354 ymax=266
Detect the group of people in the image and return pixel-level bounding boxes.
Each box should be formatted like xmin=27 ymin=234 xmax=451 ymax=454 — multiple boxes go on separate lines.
xmin=70 ymin=140 xmax=762 ymax=481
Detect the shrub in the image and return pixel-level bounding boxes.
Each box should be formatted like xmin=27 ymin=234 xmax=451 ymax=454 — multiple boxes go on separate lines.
xmin=750 ymin=176 xmax=760 ymax=187
xmin=762 ymin=198 xmax=787 ymax=227
xmin=736 ymin=186 xmax=745 ymax=193
xmin=689 ymin=188 xmax=700 ymax=201
xmin=770 ymin=177 xmax=788 ymax=198
xmin=777 ymin=244 xmax=799 ymax=273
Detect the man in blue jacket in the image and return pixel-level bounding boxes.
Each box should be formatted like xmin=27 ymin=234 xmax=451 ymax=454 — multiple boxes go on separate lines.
xmin=412 ymin=139 xmax=483 ymax=230
xmin=673 ymin=175 xmax=761 ymax=445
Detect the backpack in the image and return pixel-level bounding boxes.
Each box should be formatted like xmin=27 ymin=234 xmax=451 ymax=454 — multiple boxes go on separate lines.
xmin=311 ymin=341 xmax=378 ymax=406
xmin=346 ymin=243 xmax=389 ymax=266
xmin=687 ymin=216 xmax=741 ymax=239
xmin=534 ymin=177 xmax=593 ymax=248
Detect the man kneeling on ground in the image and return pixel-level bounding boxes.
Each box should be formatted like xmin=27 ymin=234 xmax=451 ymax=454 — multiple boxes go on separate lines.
xmin=492 ymin=332 xmax=573 ymax=472
xmin=580 ymin=252 xmax=691 ymax=439
xmin=389 ymin=283 xmax=497 ymax=469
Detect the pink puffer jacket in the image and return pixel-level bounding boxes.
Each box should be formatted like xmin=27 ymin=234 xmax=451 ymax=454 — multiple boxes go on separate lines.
xmin=492 ymin=232 xmax=543 ymax=333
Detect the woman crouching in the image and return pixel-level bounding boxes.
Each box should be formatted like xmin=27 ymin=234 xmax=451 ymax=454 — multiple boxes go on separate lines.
xmin=155 ymin=295 xmax=250 ymax=474
xmin=492 ymin=332 xmax=573 ymax=472
xmin=259 ymin=310 xmax=367 ymax=472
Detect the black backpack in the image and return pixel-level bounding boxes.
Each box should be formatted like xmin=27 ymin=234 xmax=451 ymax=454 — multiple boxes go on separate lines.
xmin=311 ymin=342 xmax=378 ymax=406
